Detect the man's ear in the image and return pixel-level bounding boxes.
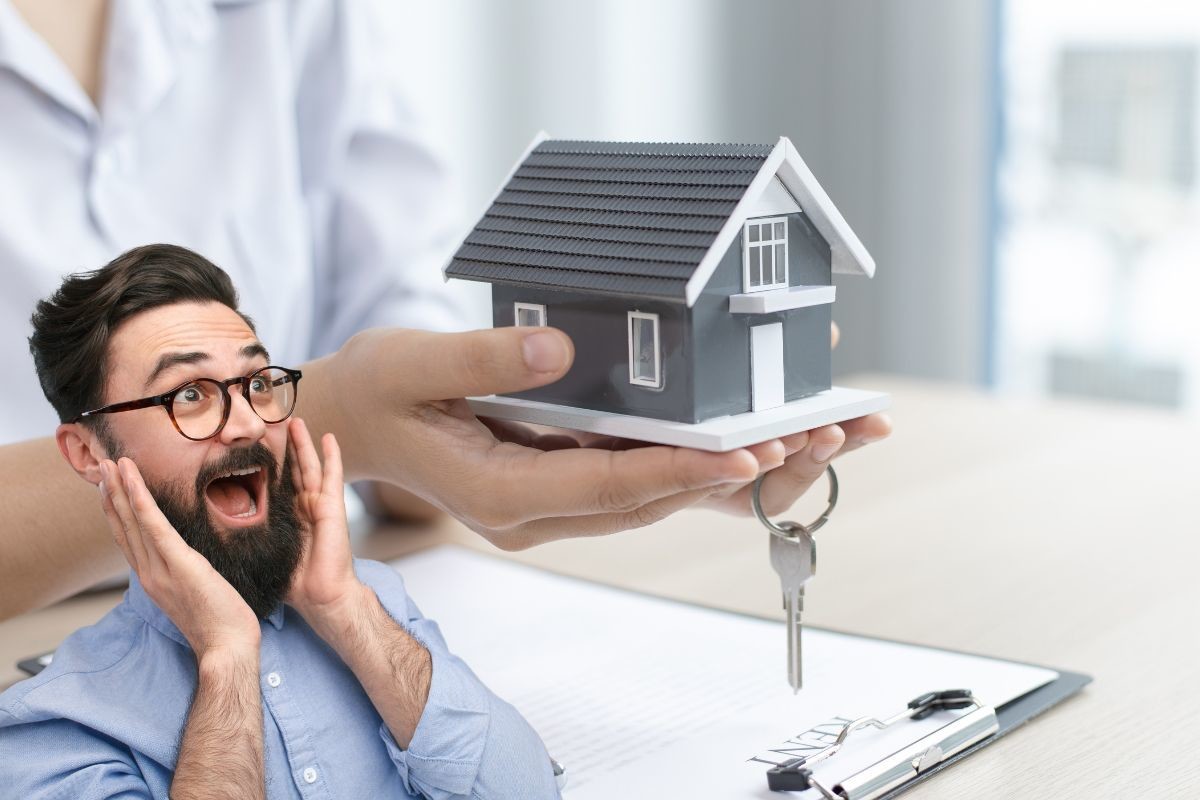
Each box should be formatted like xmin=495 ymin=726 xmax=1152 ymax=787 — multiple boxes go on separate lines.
xmin=56 ymin=423 xmax=109 ymax=486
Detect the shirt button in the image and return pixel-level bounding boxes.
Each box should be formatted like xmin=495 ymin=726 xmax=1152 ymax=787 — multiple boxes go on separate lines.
xmin=302 ymin=767 xmax=318 ymax=784
xmin=266 ymin=672 xmax=281 ymax=688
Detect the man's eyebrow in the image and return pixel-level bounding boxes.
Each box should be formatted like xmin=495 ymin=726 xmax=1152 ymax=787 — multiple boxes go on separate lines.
xmin=240 ymin=343 xmax=270 ymax=363
xmin=143 ymin=343 xmax=271 ymax=391
xmin=144 ymin=352 xmax=209 ymax=390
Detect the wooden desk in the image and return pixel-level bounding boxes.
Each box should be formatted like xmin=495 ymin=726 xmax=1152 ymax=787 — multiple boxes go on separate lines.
xmin=3 ymin=375 xmax=1197 ymax=797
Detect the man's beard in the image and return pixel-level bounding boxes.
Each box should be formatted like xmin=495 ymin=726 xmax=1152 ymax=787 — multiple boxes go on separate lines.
xmin=142 ymin=444 xmax=303 ymax=620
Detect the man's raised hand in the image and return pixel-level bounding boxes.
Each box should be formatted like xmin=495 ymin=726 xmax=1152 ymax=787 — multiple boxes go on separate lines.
xmin=284 ymin=418 xmax=362 ymax=624
xmin=97 ymin=458 xmax=259 ymax=659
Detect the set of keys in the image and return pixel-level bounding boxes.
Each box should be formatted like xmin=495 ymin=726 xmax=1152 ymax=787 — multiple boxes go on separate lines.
xmin=753 ymin=464 xmax=839 ymax=693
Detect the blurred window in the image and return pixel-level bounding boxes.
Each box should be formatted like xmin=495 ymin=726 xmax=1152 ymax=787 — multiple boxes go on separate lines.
xmin=997 ymin=2 xmax=1200 ymax=410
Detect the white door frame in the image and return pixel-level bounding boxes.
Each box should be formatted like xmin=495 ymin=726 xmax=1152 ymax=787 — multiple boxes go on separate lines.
xmin=751 ymin=323 xmax=785 ymax=412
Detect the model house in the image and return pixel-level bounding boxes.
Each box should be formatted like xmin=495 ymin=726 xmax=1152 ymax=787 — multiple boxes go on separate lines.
xmin=445 ymin=135 xmax=876 ymax=430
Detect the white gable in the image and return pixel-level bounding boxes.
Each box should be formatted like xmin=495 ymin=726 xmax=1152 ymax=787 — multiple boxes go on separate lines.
xmin=683 ymin=136 xmax=874 ymax=306
xmin=747 ymin=177 xmax=802 ymax=218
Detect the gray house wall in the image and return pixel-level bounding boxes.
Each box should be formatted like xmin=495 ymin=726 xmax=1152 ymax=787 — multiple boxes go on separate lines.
xmin=690 ymin=212 xmax=833 ymax=421
xmin=491 ymin=211 xmax=833 ymax=425
xmin=493 ymin=285 xmax=694 ymax=421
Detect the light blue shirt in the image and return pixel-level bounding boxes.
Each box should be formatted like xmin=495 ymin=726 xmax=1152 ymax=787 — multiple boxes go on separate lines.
xmin=0 ymin=559 xmax=560 ymax=799
xmin=0 ymin=0 xmax=467 ymax=447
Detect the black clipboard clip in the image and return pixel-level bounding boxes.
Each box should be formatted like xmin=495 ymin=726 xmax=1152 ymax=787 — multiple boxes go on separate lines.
xmin=766 ymin=689 xmax=999 ymax=798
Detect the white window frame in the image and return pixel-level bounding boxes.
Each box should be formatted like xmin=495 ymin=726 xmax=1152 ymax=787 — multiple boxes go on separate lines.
xmin=513 ymin=302 xmax=547 ymax=327
xmin=742 ymin=216 xmax=789 ymax=293
xmin=627 ymin=311 xmax=662 ymax=388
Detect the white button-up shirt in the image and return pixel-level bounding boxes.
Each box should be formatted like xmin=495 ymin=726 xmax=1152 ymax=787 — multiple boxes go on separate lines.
xmin=0 ymin=0 xmax=465 ymax=444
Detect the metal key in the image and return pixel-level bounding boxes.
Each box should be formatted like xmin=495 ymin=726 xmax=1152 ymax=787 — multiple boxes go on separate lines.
xmin=754 ymin=465 xmax=837 ymax=693
xmin=769 ymin=527 xmax=815 ymax=693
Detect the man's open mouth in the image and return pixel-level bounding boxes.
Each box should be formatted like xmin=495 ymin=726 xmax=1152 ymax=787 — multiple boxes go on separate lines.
xmin=203 ymin=466 xmax=268 ymax=528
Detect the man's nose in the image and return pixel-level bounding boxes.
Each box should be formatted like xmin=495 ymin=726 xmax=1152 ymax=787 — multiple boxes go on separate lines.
xmin=217 ymin=384 xmax=267 ymax=444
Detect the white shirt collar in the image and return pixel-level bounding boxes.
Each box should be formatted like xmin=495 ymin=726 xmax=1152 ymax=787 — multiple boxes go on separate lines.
xmin=0 ymin=0 xmax=229 ymax=133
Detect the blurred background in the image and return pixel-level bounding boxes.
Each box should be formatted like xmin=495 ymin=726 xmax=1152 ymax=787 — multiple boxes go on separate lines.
xmin=379 ymin=0 xmax=1196 ymax=412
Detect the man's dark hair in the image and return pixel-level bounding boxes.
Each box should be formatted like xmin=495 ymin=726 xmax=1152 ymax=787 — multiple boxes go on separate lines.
xmin=29 ymin=243 xmax=255 ymax=426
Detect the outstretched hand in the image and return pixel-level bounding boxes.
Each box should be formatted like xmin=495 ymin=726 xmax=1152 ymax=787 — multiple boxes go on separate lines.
xmin=305 ymin=319 xmax=889 ymax=551
xmin=98 ymin=458 xmax=259 ymax=659
xmin=700 ymin=410 xmax=892 ymax=518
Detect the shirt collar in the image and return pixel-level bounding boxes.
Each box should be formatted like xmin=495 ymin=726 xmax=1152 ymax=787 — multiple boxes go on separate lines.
xmin=97 ymin=0 xmax=217 ymax=140
xmin=0 ymin=0 xmax=227 ymax=134
xmin=126 ymin=570 xmax=287 ymax=650
xmin=0 ymin=0 xmax=98 ymax=124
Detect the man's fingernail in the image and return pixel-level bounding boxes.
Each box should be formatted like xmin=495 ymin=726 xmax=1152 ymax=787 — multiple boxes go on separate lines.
xmin=811 ymin=442 xmax=841 ymax=463
xmin=522 ymin=331 xmax=567 ymax=373
xmin=98 ymin=479 xmax=107 ymax=496
xmin=859 ymin=435 xmax=886 ymax=445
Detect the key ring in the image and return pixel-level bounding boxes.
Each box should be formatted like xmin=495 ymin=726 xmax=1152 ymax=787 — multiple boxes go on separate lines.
xmin=751 ymin=464 xmax=839 ymax=540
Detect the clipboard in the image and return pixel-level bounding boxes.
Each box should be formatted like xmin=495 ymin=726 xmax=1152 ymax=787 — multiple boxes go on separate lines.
xmin=761 ymin=676 xmax=1090 ymax=798
xmin=871 ymin=671 xmax=1091 ymax=800
xmin=389 ymin=546 xmax=1092 ymax=799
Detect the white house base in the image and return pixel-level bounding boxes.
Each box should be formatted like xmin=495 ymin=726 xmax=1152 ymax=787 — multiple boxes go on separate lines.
xmin=467 ymin=386 xmax=891 ymax=453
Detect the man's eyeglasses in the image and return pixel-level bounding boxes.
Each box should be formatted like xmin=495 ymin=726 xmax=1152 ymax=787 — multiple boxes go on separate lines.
xmin=73 ymin=366 xmax=303 ymax=441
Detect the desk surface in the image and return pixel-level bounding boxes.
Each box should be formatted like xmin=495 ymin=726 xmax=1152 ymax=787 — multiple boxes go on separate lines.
xmin=2 ymin=375 xmax=1197 ymax=797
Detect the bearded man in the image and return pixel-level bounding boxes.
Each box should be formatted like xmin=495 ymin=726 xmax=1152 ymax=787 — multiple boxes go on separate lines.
xmin=0 ymin=244 xmax=560 ymax=799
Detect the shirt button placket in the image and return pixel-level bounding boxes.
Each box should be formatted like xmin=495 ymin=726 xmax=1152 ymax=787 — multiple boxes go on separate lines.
xmin=261 ymin=639 xmax=326 ymax=796
xmin=87 ymin=147 xmax=119 ymax=241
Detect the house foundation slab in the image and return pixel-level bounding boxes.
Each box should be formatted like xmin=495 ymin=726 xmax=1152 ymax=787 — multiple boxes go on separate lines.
xmin=467 ymin=386 xmax=891 ymax=452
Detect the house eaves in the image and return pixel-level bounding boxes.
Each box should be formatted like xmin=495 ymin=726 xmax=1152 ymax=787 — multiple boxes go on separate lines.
xmin=443 ymin=135 xmax=873 ymax=305
xmin=681 ymin=136 xmax=875 ymax=307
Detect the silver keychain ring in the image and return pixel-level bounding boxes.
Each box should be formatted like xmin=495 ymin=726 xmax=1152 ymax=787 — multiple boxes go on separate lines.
xmin=752 ymin=464 xmax=839 ymax=539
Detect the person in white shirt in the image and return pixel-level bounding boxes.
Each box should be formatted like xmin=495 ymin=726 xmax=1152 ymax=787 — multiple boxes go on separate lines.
xmin=0 ymin=0 xmax=891 ymax=620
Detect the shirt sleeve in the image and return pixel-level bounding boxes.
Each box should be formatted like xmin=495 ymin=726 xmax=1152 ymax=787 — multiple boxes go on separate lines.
xmin=0 ymin=708 xmax=151 ymax=800
xmin=355 ymin=560 xmax=560 ymax=800
xmin=288 ymin=0 xmax=475 ymax=361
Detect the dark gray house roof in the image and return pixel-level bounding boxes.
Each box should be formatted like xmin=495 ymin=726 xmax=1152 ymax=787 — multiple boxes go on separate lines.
xmin=444 ymin=136 xmax=874 ymax=304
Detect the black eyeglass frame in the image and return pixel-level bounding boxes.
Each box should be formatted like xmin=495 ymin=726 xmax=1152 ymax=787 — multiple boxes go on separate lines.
xmin=72 ymin=365 xmax=303 ymax=441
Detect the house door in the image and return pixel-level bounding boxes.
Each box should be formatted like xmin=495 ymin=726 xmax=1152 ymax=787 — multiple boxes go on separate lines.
xmin=751 ymin=323 xmax=785 ymax=412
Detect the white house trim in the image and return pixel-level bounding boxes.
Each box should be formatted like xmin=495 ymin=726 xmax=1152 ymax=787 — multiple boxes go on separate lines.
xmin=683 ymin=136 xmax=874 ymax=306
xmin=778 ymin=137 xmax=875 ymax=280
xmin=513 ymin=302 xmax=547 ymax=326
xmin=627 ymin=311 xmax=662 ymax=388
xmin=729 ymin=285 xmax=836 ymax=314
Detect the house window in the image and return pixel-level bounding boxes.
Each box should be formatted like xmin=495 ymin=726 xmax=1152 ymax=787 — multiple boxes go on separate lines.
xmin=513 ymin=302 xmax=546 ymax=327
xmin=743 ymin=217 xmax=789 ymax=292
xmin=628 ymin=311 xmax=662 ymax=388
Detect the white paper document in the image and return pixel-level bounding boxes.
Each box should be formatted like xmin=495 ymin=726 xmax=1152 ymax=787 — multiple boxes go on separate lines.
xmin=392 ymin=547 xmax=1057 ymax=799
